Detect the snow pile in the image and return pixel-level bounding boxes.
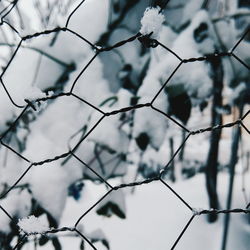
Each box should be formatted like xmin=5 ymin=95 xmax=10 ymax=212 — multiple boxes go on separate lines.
xmin=88 ymin=115 xmax=130 ymax=154
xmin=140 ymin=10 xmax=215 ymax=102
xmin=133 ymin=10 xmax=217 ymax=151
xmin=174 ymin=10 xmax=217 ymax=57
xmin=140 ymin=7 xmax=165 ymax=38
xmin=18 ymin=215 xmax=51 ymax=234
xmin=28 ymin=163 xmax=81 ymax=223
xmin=133 ymin=102 xmax=168 ymax=150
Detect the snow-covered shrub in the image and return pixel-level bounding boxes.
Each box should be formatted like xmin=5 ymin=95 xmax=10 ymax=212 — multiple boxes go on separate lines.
xmin=0 ymin=0 xmax=249 ymax=249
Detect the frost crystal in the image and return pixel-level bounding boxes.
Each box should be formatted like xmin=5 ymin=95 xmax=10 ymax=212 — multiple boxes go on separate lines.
xmin=18 ymin=215 xmax=51 ymax=234
xmin=140 ymin=7 xmax=165 ymax=38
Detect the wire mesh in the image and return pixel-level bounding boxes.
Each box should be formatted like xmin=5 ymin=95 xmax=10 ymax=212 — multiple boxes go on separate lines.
xmin=0 ymin=0 xmax=249 ymax=249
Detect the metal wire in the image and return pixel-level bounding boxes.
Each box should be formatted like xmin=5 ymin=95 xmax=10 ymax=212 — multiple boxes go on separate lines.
xmin=0 ymin=1 xmax=249 ymax=249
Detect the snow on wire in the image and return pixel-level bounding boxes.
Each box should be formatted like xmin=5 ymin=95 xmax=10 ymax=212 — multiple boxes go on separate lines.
xmin=0 ymin=1 xmax=249 ymax=250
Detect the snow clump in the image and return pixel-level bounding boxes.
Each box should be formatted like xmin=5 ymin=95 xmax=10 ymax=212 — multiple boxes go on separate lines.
xmin=140 ymin=7 xmax=165 ymax=38
xmin=18 ymin=215 xmax=51 ymax=234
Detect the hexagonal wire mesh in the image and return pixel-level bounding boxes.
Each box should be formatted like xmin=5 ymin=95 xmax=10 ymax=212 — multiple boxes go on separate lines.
xmin=0 ymin=0 xmax=249 ymax=250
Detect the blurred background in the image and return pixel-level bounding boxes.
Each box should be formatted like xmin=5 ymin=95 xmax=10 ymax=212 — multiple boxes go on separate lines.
xmin=0 ymin=0 xmax=249 ymax=249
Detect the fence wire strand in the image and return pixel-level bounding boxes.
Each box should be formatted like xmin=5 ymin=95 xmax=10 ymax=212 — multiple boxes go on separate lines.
xmin=0 ymin=1 xmax=249 ymax=250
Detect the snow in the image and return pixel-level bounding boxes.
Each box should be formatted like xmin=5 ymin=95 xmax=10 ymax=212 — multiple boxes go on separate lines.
xmin=140 ymin=7 xmax=165 ymax=39
xmin=0 ymin=0 xmax=111 ymax=135
xmin=67 ymin=0 xmax=109 ymax=41
xmin=134 ymin=10 xmax=220 ymax=140
xmin=87 ymin=228 xmax=107 ymax=241
xmin=173 ymin=10 xmax=217 ymax=57
xmin=22 ymin=96 xmax=98 ymax=161
xmin=96 ymin=189 xmax=126 ymax=218
xmin=0 ymin=87 xmax=19 ymax=133
xmin=116 ymin=88 xmax=133 ymax=107
xmin=18 ymin=215 xmax=51 ymax=234
xmin=27 ymin=163 xmax=82 ymax=223
xmin=133 ymin=105 xmax=169 ymax=150
xmin=180 ymin=0 xmax=204 ymax=26
xmin=136 ymin=10 xmax=216 ymax=125
xmin=56 ymin=172 xmax=249 ymax=250
xmin=72 ymin=114 xmax=130 ymax=181
xmin=87 ymin=115 xmax=130 ymax=154
xmin=0 ymin=190 xmax=32 ymax=234
xmin=0 ymin=1 xmax=249 ymax=250
xmin=65 ymin=55 xmax=112 ymax=106
xmin=133 ymin=45 xmax=179 ymax=150
xmin=22 ymin=86 xmax=46 ymax=102
xmin=149 ymin=25 xmax=177 ymax=67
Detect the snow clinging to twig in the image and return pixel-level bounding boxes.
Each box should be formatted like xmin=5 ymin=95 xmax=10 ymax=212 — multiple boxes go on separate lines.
xmin=140 ymin=7 xmax=165 ymax=38
xmin=18 ymin=215 xmax=51 ymax=234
